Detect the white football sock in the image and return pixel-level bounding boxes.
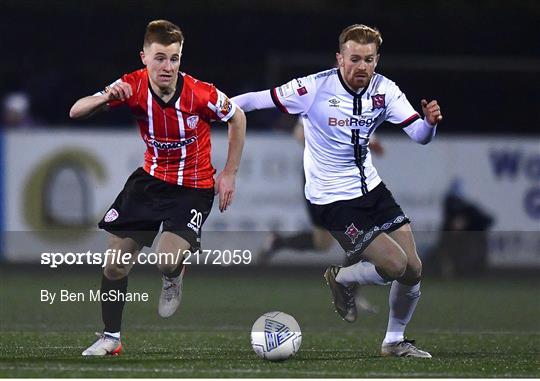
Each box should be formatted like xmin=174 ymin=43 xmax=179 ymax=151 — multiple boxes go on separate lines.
xmin=104 ymin=331 xmax=121 ymax=339
xmin=336 ymin=261 xmax=389 ymax=286
xmin=383 ymin=281 xmax=421 ymax=344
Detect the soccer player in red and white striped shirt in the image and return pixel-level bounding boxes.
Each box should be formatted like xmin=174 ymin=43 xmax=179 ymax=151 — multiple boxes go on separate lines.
xmin=70 ymin=20 xmax=246 ymax=356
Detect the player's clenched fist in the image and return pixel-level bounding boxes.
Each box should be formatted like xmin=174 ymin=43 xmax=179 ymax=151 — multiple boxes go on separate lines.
xmin=105 ymin=81 xmax=133 ymax=102
xmin=421 ymin=99 xmax=443 ymax=126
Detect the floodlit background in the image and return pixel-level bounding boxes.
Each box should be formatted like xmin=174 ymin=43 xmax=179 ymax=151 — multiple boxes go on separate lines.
xmin=0 ymin=1 xmax=538 ymax=377
xmin=2 ymin=0 xmax=539 ymax=268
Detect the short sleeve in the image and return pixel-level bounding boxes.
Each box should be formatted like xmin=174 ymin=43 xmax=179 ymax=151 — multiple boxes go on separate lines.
xmin=206 ymin=86 xmax=237 ymax=122
xmin=385 ymin=82 xmax=421 ymax=127
xmin=270 ymin=75 xmax=317 ymax=114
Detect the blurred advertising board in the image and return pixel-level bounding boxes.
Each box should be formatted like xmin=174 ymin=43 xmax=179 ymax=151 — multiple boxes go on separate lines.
xmin=2 ymin=129 xmax=539 ymax=268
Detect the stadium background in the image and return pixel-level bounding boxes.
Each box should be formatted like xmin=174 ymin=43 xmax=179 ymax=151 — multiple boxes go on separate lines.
xmin=0 ymin=0 xmax=539 ymax=377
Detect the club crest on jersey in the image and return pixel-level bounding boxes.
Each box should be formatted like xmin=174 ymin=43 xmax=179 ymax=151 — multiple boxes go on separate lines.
xmin=264 ymin=319 xmax=295 ymax=351
xmin=104 ymin=208 xmax=119 ymax=223
xmin=371 ymin=94 xmax=385 ymax=110
xmin=345 ymin=223 xmax=362 ymax=244
xmin=186 ymin=115 xmax=199 ymax=129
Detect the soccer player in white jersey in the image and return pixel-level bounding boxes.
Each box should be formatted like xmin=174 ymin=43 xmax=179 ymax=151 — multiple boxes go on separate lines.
xmin=232 ymin=24 xmax=442 ymax=358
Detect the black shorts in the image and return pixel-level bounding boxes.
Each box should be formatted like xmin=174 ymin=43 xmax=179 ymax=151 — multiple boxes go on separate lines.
xmin=98 ymin=168 xmax=214 ymax=250
xmin=307 ymin=182 xmax=410 ymax=260
xmin=305 ymin=197 xmax=325 ymax=228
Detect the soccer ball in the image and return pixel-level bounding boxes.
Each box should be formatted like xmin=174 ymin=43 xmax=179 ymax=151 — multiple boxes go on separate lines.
xmin=250 ymin=311 xmax=302 ymax=361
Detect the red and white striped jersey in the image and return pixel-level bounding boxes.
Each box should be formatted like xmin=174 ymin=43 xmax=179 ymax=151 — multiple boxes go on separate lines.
xmin=104 ymin=68 xmax=236 ymax=189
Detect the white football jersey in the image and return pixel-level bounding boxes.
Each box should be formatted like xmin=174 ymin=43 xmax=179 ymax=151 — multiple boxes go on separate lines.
xmin=271 ymin=68 xmax=420 ymax=204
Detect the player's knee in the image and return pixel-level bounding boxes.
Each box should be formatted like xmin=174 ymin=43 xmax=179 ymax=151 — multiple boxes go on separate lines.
xmin=108 ymin=235 xmax=139 ymax=254
xmin=156 ymin=262 xmax=178 ymax=275
xmin=104 ymin=264 xmax=130 ymax=280
xmin=408 ymin=257 xmax=423 ymax=279
xmin=384 ymin=252 xmax=407 ymax=279
xmin=397 ymin=257 xmax=422 ymax=285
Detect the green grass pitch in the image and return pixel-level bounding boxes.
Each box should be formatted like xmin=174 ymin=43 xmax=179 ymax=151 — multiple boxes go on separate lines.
xmin=0 ymin=265 xmax=538 ymax=377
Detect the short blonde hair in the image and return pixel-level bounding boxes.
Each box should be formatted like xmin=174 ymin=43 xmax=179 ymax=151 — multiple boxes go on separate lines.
xmin=339 ymin=24 xmax=382 ymax=52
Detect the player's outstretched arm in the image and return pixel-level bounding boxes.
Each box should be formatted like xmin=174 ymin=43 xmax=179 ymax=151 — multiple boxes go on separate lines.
xmin=69 ymin=81 xmax=132 ymax=119
xmin=231 ymin=90 xmax=275 ymax=113
xmin=216 ymin=107 xmax=246 ymax=212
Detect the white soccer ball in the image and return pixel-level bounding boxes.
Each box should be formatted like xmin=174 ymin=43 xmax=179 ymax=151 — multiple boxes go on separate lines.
xmin=250 ymin=311 xmax=302 ymax=361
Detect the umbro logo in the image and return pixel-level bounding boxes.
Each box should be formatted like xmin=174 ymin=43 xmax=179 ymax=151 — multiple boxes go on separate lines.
xmin=328 ymin=98 xmax=340 ymax=107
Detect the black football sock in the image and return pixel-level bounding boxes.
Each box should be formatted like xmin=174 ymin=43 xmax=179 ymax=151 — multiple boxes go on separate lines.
xmin=274 ymin=232 xmax=315 ymax=251
xmin=397 ymin=276 xmax=421 ymax=287
xmin=101 ymin=274 xmax=128 ymax=333
xmin=375 ymin=266 xmax=396 ymax=282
